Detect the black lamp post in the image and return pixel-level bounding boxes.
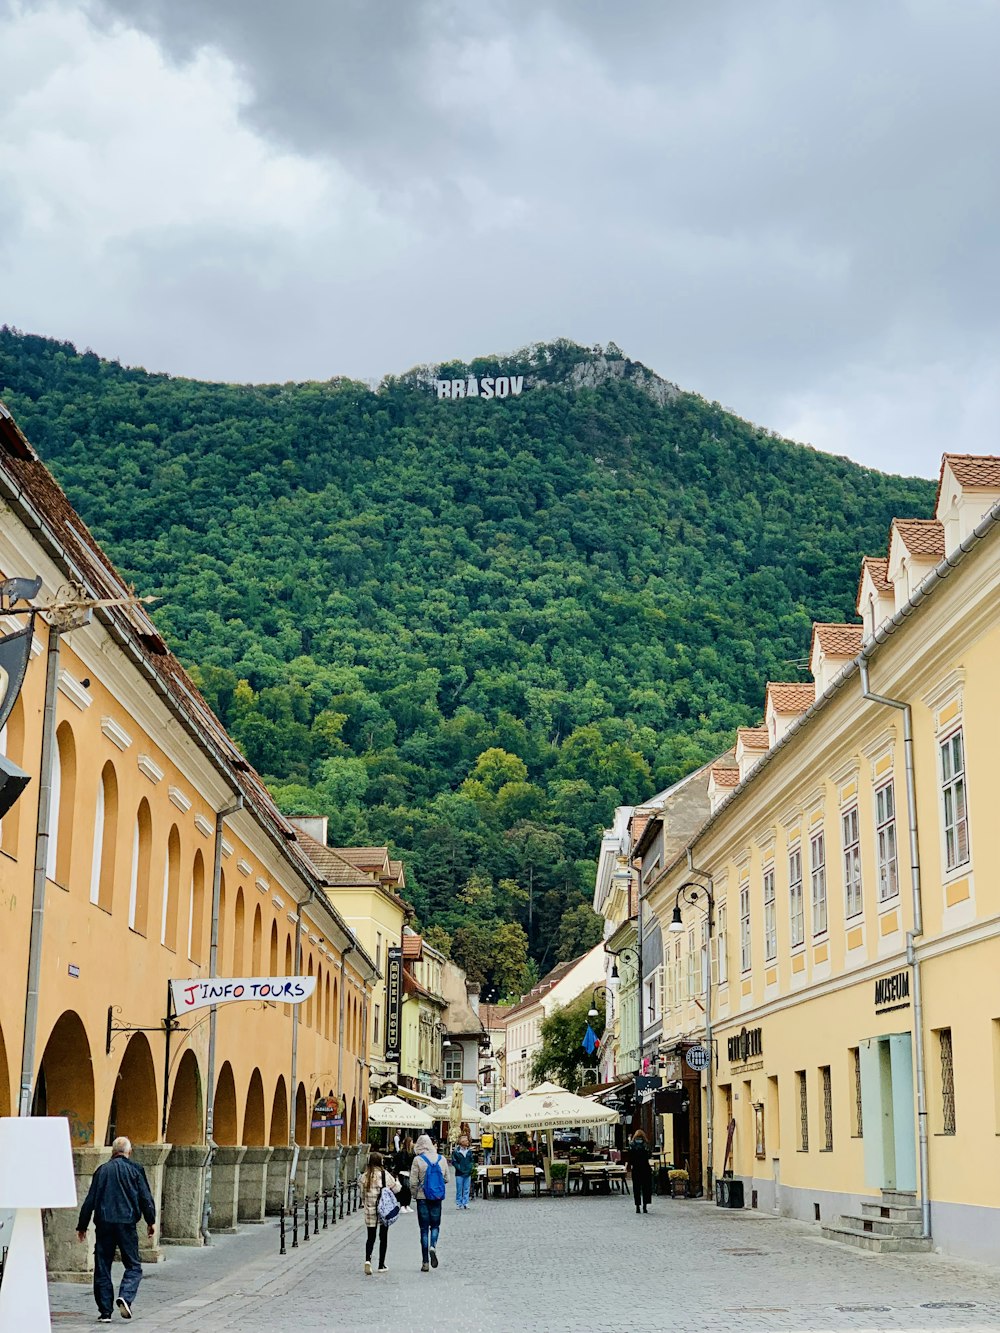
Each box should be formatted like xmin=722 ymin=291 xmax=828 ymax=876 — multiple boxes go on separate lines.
xmin=668 ymin=879 xmax=716 ymax=1195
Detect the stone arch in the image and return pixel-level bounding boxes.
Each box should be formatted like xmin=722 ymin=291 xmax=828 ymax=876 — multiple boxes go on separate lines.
xmin=107 ymin=1032 xmax=158 ymax=1145
xmin=269 ymin=919 xmax=278 ymax=975
xmin=269 ymin=1076 xmax=289 ymax=1146
xmin=304 ymin=954 xmax=314 ymax=1028
xmin=309 ymin=1085 xmax=323 ymax=1145
xmin=332 ymin=975 xmax=339 ymax=1039
xmin=0 ymin=1017 xmax=11 ymax=1117
xmin=294 ymin=1082 xmax=308 ymax=1144
xmin=35 ymin=1010 xmax=95 ymax=1145
xmin=166 ymin=1049 xmax=203 ymax=1144
xmin=251 ymin=903 xmax=262 ymax=973
xmin=243 ymin=1069 xmax=266 ymax=1146
xmin=162 ymin=824 xmax=181 ymax=948
xmin=50 ymin=720 xmax=77 ymax=887
xmin=233 ymin=887 xmax=245 ymax=973
xmin=188 ymin=848 xmax=206 ymax=964
xmin=0 ymin=692 xmax=25 ymax=856
xmin=214 ymin=1061 xmax=238 ymax=1145
xmin=349 ymin=1097 xmax=357 ymax=1145
xmin=361 ymin=1100 xmax=368 ymax=1141
xmin=217 ymin=870 xmax=226 ymax=969
xmin=129 ymin=797 xmax=153 ymax=935
xmin=90 ymin=760 xmax=118 ymax=911
xmin=282 ymin=933 xmax=293 ymax=1016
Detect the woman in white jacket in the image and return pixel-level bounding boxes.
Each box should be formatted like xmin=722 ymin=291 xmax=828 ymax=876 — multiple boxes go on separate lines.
xmin=361 ymin=1152 xmax=400 ymax=1275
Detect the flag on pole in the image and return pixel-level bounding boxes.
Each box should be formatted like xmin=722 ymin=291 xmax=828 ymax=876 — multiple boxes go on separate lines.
xmin=582 ymin=1023 xmax=600 ymax=1056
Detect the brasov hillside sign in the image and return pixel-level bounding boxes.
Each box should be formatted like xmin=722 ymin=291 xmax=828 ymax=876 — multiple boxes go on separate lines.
xmin=170 ymin=975 xmax=316 ymax=1015
xmin=435 ymin=375 xmax=526 ymax=400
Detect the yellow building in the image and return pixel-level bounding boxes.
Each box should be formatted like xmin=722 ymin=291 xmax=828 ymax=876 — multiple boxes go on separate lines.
xmin=0 ymin=403 xmax=376 ymax=1281
xmin=645 ymin=454 xmax=1000 ymax=1261
xmin=399 ymin=931 xmax=447 ymax=1099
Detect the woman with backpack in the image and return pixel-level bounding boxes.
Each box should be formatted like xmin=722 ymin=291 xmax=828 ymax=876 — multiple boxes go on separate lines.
xmin=361 ymin=1151 xmax=401 ymax=1275
xmin=410 ymin=1133 xmax=450 ymax=1273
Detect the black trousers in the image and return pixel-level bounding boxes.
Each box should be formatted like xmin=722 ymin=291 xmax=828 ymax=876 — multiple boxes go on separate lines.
xmin=365 ymin=1223 xmax=388 ymax=1268
xmin=633 ymin=1172 xmax=653 ymax=1208
xmin=93 ymin=1222 xmax=142 ymax=1316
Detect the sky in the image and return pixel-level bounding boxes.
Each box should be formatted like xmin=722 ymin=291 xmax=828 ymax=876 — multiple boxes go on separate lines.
xmin=2 ymin=0 xmax=998 ymax=479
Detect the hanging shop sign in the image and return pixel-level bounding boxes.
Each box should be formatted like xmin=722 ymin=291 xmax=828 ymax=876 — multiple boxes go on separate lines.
xmin=435 ymin=375 xmax=526 ymax=400
xmin=311 ymin=1095 xmax=344 ymax=1130
xmin=727 ymin=1026 xmax=763 ymax=1069
xmin=170 ymin=975 xmax=316 ymax=1015
xmin=874 ymin=969 xmax=911 ymax=1015
xmin=685 ymin=1045 xmax=711 ymax=1071
xmin=384 ymin=946 xmax=404 ymax=1063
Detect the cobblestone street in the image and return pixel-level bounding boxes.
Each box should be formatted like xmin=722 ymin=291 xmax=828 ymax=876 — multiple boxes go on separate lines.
xmin=49 ymin=1194 xmax=1000 ymax=1332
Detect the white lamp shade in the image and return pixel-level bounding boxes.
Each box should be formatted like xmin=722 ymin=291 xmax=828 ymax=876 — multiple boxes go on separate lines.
xmin=0 ymin=1117 xmax=77 ymax=1207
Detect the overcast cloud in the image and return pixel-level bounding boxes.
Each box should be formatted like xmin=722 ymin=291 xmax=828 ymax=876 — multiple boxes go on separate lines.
xmin=2 ymin=0 xmax=998 ymax=477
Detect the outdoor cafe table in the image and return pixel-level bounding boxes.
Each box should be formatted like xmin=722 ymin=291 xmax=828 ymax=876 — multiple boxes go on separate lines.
xmin=476 ymin=1165 xmax=543 ymax=1196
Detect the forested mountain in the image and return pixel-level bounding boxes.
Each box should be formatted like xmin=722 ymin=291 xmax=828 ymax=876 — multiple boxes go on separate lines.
xmin=0 ymin=329 xmax=935 ymax=996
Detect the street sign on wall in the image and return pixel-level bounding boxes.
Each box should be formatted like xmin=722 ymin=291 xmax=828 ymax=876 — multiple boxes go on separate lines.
xmin=384 ymin=946 xmax=403 ymax=1062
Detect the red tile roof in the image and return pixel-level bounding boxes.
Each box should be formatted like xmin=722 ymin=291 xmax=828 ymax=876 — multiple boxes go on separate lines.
xmin=891 ymin=519 xmax=945 ymax=558
xmin=766 ymin=682 xmax=816 ymax=715
xmin=811 ymin=623 xmax=864 ymax=659
xmin=710 ymin=765 xmax=741 ymax=789
xmin=942 ymin=455 xmax=1000 ymax=489
xmin=857 ymin=556 xmax=893 ymax=610
xmin=736 ymin=727 xmax=769 ymax=751
xmin=402 ymin=934 xmax=423 ymax=960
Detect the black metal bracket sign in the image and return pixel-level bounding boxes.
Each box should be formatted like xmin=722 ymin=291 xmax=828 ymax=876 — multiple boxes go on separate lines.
xmin=106 ymin=1003 xmax=180 ymax=1055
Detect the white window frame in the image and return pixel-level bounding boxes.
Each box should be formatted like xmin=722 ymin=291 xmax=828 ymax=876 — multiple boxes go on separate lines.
xmin=789 ymin=846 xmax=804 ymax=948
xmin=940 ymin=728 xmax=970 ymax=873
xmin=810 ymin=830 xmax=827 ymax=936
xmin=715 ymin=903 xmax=728 ymax=986
xmin=842 ymin=806 xmax=863 ymax=919
xmin=673 ymin=938 xmax=682 ymax=1005
xmin=740 ymin=883 xmax=751 ymax=973
xmin=645 ymin=968 xmax=661 ymax=1023
xmin=699 ymin=920 xmax=707 ymax=997
xmin=444 ymin=1049 xmax=463 ymax=1081
xmin=763 ymin=866 xmax=777 ymax=961
xmin=686 ymin=929 xmax=696 ymax=999
xmin=875 ymin=780 xmax=899 ymax=902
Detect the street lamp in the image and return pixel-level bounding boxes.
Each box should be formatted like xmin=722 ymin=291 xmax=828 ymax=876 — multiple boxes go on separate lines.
xmin=588 ymin=984 xmax=608 ymax=1021
xmin=668 ymin=879 xmax=716 ymax=1197
xmin=609 ymin=947 xmax=638 ymax=981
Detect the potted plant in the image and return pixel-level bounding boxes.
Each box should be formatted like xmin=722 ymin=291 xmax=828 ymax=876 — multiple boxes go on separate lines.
xmin=668 ymin=1168 xmax=689 ymax=1199
xmin=548 ymin=1161 xmax=569 ymax=1196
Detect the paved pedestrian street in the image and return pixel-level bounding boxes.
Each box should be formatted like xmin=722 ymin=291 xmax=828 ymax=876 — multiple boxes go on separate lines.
xmin=50 ymin=1195 xmax=1000 ymax=1332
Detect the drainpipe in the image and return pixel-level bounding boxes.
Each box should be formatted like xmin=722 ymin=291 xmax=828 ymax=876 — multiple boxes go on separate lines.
xmin=687 ymin=850 xmax=715 ymax=1200
xmin=338 ymin=940 xmax=356 ymax=1142
xmin=859 ymin=657 xmax=930 ymax=1240
xmin=199 ymin=794 xmax=243 ymax=1243
xmin=17 ymin=626 xmax=61 ymax=1117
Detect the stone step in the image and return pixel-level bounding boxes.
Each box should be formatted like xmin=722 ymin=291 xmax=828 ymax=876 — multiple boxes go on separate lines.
xmin=838 ymin=1212 xmax=924 ymax=1238
xmin=879 ymin=1189 xmax=920 ymax=1210
xmin=820 ymin=1223 xmax=932 ymax=1255
xmin=860 ymin=1200 xmax=923 ymax=1223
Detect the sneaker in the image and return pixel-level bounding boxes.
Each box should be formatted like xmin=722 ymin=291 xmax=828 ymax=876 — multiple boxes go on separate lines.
xmin=421 ymin=1262 xmax=430 ymax=1272
xmin=364 ymin=1260 xmax=373 ymax=1275
xmin=377 ymin=1266 xmax=388 ymax=1273
xmin=429 ymin=1247 xmax=438 ymax=1268
xmin=98 ymin=1319 xmax=112 ymax=1326
xmin=116 ymin=1297 xmax=133 ymax=1319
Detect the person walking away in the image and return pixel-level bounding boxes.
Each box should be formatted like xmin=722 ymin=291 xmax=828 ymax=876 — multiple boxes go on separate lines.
xmin=625 ymin=1129 xmax=653 ymax=1214
xmin=480 ymin=1129 xmax=494 ymax=1167
xmin=411 ymin=1133 xmax=449 ymax=1272
xmin=361 ymin=1151 xmax=401 ymax=1275
xmin=394 ymin=1135 xmax=415 ymax=1212
xmin=451 ymin=1134 xmax=475 ymax=1209
xmin=76 ymin=1136 xmax=156 ymax=1323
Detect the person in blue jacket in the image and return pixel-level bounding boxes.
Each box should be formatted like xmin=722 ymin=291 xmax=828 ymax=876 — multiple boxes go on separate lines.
xmin=76 ymin=1136 xmax=156 ymax=1323
xmin=451 ymin=1133 xmax=475 ymax=1209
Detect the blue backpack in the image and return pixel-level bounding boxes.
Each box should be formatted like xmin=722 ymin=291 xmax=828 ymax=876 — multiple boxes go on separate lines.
xmin=420 ymin=1153 xmax=446 ymax=1201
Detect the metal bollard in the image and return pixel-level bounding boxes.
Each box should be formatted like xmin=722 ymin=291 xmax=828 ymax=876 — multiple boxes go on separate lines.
xmin=303 ymin=1193 xmax=310 ymax=1242
xmin=292 ymin=1202 xmax=299 ymax=1249
xmin=322 ymin=1190 xmax=329 ymax=1229
xmin=280 ymin=1207 xmax=286 ymax=1256
xmin=314 ymin=1193 xmax=320 ymax=1234
xmin=339 ymin=1184 xmax=345 ymax=1220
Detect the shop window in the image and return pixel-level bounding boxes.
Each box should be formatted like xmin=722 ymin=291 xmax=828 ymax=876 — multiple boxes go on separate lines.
xmin=937 ymin=1028 xmax=956 ymax=1134
xmin=842 ymin=806 xmax=863 ymax=919
xmin=940 ymin=730 xmax=970 ymax=872
xmin=767 ymin=1074 xmax=780 ymax=1153
xmin=810 ymin=831 xmax=827 ymax=936
xmin=789 ymin=847 xmax=804 ymax=948
xmin=875 ymin=781 xmax=899 ymax=901
xmin=796 ymin=1070 xmax=809 ymax=1151
xmin=740 ymin=883 xmax=751 ymax=974
xmin=821 ymin=1066 xmax=833 ymax=1151
xmin=763 ymin=866 xmax=776 ymax=961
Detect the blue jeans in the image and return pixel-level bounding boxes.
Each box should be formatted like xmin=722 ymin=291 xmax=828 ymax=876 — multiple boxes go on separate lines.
xmin=455 ymin=1173 xmax=471 ymax=1207
xmin=416 ymin=1198 xmax=442 ymax=1262
xmin=93 ymin=1223 xmax=142 ymax=1316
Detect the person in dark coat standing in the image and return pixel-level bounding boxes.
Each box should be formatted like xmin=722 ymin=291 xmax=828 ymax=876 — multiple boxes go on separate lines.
xmin=76 ymin=1136 xmax=156 ymax=1323
xmin=625 ymin=1129 xmax=653 ymax=1215
xmin=394 ymin=1134 xmax=415 ymax=1212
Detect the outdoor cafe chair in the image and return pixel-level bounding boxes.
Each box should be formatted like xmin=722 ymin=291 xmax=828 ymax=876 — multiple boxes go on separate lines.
xmin=484 ymin=1165 xmax=506 ymax=1199
xmin=517 ymin=1164 xmax=540 ymax=1198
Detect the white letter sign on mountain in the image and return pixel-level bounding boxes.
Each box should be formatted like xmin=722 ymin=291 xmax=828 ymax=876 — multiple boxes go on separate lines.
xmin=435 ymin=376 xmax=525 ymax=400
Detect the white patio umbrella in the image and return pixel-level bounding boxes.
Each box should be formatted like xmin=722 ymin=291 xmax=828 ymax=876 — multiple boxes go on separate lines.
xmin=368 ymin=1096 xmax=434 ymax=1130
xmin=482 ymin=1082 xmax=618 ymax=1185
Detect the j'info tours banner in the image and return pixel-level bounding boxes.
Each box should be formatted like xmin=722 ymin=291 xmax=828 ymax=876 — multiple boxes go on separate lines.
xmin=170 ymin=975 xmax=317 ymax=1015
xmin=384 ymin=946 xmax=403 ymax=1063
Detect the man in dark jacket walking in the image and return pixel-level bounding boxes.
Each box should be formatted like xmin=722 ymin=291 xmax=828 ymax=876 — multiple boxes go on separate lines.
xmin=76 ymin=1136 xmax=156 ymax=1322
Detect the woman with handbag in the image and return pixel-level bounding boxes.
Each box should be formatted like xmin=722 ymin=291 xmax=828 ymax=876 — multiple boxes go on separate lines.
xmin=361 ymin=1152 xmax=401 ymax=1275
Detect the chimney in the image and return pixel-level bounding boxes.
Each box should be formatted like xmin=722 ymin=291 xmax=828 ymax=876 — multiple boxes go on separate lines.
xmin=466 ymin=982 xmax=481 ymax=1017
xmin=287 ymin=814 xmax=329 ymax=846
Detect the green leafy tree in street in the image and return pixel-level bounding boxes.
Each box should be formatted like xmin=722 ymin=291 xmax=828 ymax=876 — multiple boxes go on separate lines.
xmin=530 ymin=990 xmax=607 ymax=1092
